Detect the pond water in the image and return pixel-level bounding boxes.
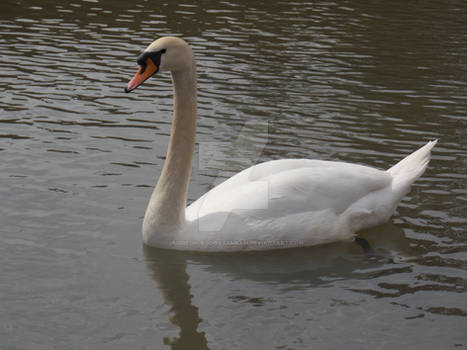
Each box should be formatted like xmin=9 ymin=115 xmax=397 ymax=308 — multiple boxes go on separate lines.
xmin=0 ymin=0 xmax=466 ymax=349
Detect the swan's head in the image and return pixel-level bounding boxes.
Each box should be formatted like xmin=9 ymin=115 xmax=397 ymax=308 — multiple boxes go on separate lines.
xmin=124 ymin=36 xmax=193 ymax=93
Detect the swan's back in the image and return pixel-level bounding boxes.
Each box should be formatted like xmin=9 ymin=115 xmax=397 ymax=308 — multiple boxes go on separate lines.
xmin=187 ymin=159 xmax=391 ymax=219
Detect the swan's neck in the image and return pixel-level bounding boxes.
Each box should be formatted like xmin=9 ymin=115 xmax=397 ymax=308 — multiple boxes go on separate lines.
xmin=143 ymin=64 xmax=197 ymax=243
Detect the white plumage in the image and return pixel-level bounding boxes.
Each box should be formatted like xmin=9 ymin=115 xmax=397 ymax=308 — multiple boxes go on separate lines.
xmin=125 ymin=37 xmax=436 ymax=252
xmin=183 ymin=141 xmax=436 ymax=251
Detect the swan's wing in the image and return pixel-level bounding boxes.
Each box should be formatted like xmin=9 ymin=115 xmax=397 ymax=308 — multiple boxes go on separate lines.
xmin=187 ymin=159 xmax=392 ymax=220
xmin=265 ymin=164 xmax=392 ymax=215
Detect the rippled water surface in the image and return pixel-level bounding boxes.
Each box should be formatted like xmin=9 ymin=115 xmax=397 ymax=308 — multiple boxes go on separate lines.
xmin=1 ymin=0 xmax=466 ymax=349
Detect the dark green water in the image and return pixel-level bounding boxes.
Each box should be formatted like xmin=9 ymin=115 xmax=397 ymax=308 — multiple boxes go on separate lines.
xmin=0 ymin=0 xmax=466 ymax=349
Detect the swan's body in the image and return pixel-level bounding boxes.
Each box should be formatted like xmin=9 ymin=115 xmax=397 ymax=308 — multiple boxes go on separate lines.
xmin=125 ymin=37 xmax=436 ymax=252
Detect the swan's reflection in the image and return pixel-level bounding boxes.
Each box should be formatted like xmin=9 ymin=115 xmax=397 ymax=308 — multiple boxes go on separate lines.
xmin=143 ymin=223 xmax=412 ymax=350
xmin=143 ymin=246 xmax=209 ymax=350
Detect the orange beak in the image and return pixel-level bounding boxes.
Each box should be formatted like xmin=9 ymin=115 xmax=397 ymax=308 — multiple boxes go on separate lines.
xmin=124 ymin=58 xmax=158 ymax=93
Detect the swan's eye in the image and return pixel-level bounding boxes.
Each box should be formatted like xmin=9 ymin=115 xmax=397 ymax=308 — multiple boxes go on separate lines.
xmin=136 ymin=49 xmax=166 ymax=75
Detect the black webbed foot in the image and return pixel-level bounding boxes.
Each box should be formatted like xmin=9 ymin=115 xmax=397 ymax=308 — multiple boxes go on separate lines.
xmin=354 ymin=236 xmax=375 ymax=255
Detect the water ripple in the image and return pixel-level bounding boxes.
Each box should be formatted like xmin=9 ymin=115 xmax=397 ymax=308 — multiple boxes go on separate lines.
xmin=0 ymin=0 xmax=466 ymax=348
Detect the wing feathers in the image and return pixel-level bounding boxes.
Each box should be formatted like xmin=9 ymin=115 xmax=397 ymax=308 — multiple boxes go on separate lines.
xmin=187 ymin=159 xmax=392 ymax=220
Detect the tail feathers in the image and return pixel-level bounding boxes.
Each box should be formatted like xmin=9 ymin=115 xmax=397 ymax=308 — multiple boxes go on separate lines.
xmin=388 ymin=140 xmax=437 ymax=188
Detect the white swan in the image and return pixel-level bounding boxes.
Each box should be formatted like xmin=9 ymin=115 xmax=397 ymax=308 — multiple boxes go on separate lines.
xmin=124 ymin=37 xmax=436 ymax=252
